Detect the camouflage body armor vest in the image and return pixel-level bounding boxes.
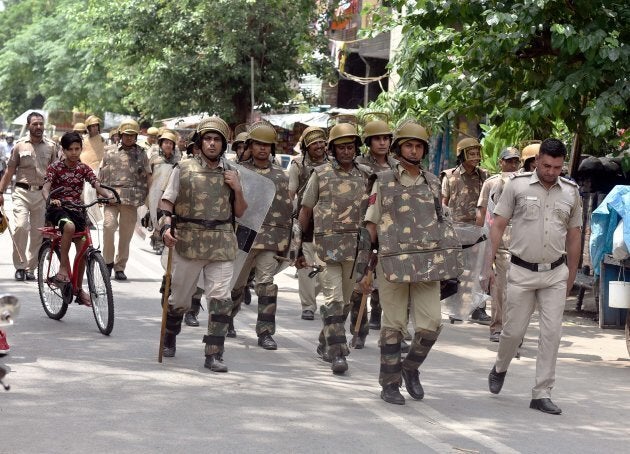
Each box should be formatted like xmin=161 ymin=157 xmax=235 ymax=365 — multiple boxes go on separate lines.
xmin=376 ymin=170 xmax=463 ymax=283
xmin=174 ymin=157 xmax=237 ymax=261
xmin=100 ymin=145 xmax=148 ymax=206
xmin=355 ymin=153 xmax=396 ymax=174
xmin=244 ymin=161 xmax=292 ymax=252
xmin=313 ymin=162 xmax=370 ymax=263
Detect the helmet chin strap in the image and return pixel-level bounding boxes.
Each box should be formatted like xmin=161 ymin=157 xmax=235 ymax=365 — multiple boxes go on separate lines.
xmin=202 ymin=148 xmax=221 ymax=162
xmin=400 ymin=154 xmax=422 ymax=166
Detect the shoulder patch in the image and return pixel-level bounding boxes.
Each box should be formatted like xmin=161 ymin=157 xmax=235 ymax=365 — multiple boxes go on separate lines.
xmin=559 ymin=176 xmax=578 ymax=187
xmin=510 ymin=172 xmax=532 ymax=179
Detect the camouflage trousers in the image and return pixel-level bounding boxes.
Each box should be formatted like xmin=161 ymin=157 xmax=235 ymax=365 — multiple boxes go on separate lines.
xmin=203 ymin=297 xmax=234 ymax=355
xmin=318 ymin=301 xmax=350 ymax=358
xmin=379 ymin=326 xmax=441 ymax=386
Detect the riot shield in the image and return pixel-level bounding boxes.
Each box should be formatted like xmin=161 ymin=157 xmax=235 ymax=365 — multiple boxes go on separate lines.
xmin=442 ymin=223 xmax=490 ymax=320
xmin=229 ymin=163 xmax=276 ymax=288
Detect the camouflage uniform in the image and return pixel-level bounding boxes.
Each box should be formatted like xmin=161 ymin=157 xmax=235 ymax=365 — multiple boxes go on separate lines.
xmin=161 ymin=156 xmax=238 ymax=359
xmin=288 ymin=153 xmax=326 ymax=314
xmin=441 ymin=165 xmax=489 ymax=224
xmin=148 ymin=149 xmax=179 ymax=252
xmin=354 ymin=152 xmax=398 ymax=334
xmin=365 ymin=163 xmax=462 ymax=393
xmin=231 ymin=159 xmax=292 ymax=340
xmin=301 ymin=160 xmax=371 ymax=363
xmin=99 ymin=142 xmax=151 ymax=273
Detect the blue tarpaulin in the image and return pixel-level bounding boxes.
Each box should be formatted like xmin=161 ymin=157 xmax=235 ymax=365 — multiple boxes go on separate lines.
xmin=590 ymin=185 xmax=630 ymax=276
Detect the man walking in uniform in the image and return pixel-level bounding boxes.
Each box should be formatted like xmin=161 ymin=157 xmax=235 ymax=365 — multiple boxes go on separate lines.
xmin=0 ymin=112 xmax=58 ymax=281
xmin=487 ymin=138 xmax=582 ymax=415
xmin=361 ymin=120 xmax=462 ymax=405
xmin=441 ymin=137 xmax=491 ymax=323
xmin=230 ymin=122 xmax=292 ymax=350
xmin=288 ymin=126 xmax=327 ymax=321
xmin=476 ymin=147 xmax=521 ymax=342
xmin=298 ymin=122 xmax=371 ymax=374
xmin=159 ymin=116 xmax=247 ymax=372
xmin=99 ymin=119 xmax=152 ymax=280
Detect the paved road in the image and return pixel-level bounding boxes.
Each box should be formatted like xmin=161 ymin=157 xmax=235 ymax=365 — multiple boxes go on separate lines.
xmin=1 ymin=205 xmax=629 ymax=453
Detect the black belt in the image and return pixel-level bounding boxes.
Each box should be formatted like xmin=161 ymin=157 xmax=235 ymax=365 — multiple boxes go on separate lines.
xmin=16 ymin=182 xmax=43 ymax=191
xmin=511 ymin=255 xmax=565 ymax=272
xmin=178 ymin=216 xmax=231 ymax=229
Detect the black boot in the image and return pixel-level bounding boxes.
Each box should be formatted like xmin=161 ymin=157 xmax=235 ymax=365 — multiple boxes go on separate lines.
xmin=331 ymin=355 xmax=348 ymax=374
xmin=226 ymin=317 xmax=236 ymax=338
xmin=184 ymin=296 xmax=202 ymax=327
xmin=381 ymin=383 xmax=405 ymax=405
xmin=401 ymin=367 xmax=424 ymax=400
xmin=162 ymin=332 xmax=176 ymax=357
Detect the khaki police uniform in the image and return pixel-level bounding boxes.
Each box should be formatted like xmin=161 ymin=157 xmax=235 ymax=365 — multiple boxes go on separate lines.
xmin=80 ymin=133 xmax=107 ymax=224
xmin=301 ymin=160 xmax=370 ymax=360
xmin=288 ymin=155 xmax=325 ymax=313
xmin=161 ymin=156 xmax=238 ymax=357
xmin=5 ymin=135 xmax=57 ymax=272
xmin=99 ymin=143 xmax=151 ymax=273
xmin=493 ymin=171 xmax=582 ymax=399
xmin=477 ymin=172 xmax=515 ymax=335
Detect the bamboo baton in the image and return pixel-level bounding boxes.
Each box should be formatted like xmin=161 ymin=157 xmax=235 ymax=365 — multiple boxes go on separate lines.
xmin=158 ymin=219 xmax=175 ymax=363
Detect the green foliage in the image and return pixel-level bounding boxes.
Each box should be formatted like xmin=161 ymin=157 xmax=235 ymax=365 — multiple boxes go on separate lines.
xmin=365 ymin=0 xmax=630 ymax=157
xmin=0 ymin=0 xmax=332 ymax=124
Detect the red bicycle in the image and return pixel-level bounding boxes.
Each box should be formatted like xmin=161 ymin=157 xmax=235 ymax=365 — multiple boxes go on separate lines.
xmin=37 ymin=185 xmax=120 ymax=335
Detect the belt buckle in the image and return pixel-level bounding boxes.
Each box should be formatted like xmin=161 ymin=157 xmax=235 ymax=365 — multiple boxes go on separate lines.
xmin=537 ymin=263 xmax=552 ymax=272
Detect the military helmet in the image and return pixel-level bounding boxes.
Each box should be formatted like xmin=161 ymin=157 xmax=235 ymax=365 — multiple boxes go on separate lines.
xmin=300 ymin=126 xmax=326 ymax=150
xmin=246 ymin=121 xmax=277 ymax=155
xmin=196 ymin=116 xmax=230 ymax=152
xmin=73 ymin=122 xmax=87 ymax=134
xmin=158 ymin=130 xmax=177 ymax=146
xmin=147 ymin=126 xmax=159 ymax=137
xmin=327 ymin=123 xmax=362 ymax=156
xmin=119 ymin=119 xmax=140 ymax=135
xmin=362 ymin=120 xmax=392 ymax=146
xmin=392 ymin=119 xmax=429 ymax=149
xmin=233 ymin=131 xmax=249 ymax=146
xmin=456 ymin=137 xmax=482 ymax=162
xmin=85 ymin=115 xmax=101 ymax=127
xmin=521 ymin=143 xmax=540 ymax=163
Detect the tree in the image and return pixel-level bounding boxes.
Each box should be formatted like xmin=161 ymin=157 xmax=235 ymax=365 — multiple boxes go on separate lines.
xmin=365 ymin=0 xmax=630 ymax=166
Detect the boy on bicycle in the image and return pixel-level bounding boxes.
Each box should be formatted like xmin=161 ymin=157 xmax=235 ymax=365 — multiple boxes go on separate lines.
xmin=42 ymin=132 xmax=112 ymax=306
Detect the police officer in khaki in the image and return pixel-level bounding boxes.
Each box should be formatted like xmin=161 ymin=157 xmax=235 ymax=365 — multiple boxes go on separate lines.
xmin=159 ymin=116 xmax=247 ymax=372
xmin=355 ymin=119 xmax=398 ymax=335
xmin=476 ymin=147 xmax=521 ymax=342
xmin=230 ymin=122 xmax=292 ymax=350
xmin=80 ymin=115 xmax=107 ymax=225
xmin=520 ymin=142 xmax=540 ymax=172
xmin=144 ymin=126 xmax=160 ymax=157
xmin=361 ymin=120 xmax=462 ymax=405
xmin=231 ymin=132 xmax=250 ymax=162
xmin=288 ymin=126 xmax=327 ymax=321
xmin=298 ymin=122 xmax=371 ymax=374
xmin=99 ymin=119 xmax=152 ymax=280
xmin=487 ymin=138 xmax=582 ymax=415
xmin=441 ymin=137 xmax=491 ymax=323
xmin=0 ymin=112 xmax=58 ymax=280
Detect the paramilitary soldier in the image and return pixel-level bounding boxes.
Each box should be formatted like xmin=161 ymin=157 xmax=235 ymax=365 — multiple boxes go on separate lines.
xmin=298 ymin=122 xmax=372 ymax=374
xmin=159 ymin=116 xmax=247 ymax=372
xmin=229 ymin=121 xmax=292 ymax=350
xmin=99 ymin=119 xmax=152 ymax=281
xmin=441 ymin=137 xmax=491 ymax=324
xmin=354 ymin=119 xmax=398 ymax=334
xmin=288 ymin=126 xmax=327 ymax=321
xmin=361 ymin=120 xmax=463 ymax=405
xmin=148 ymin=130 xmax=180 ymax=255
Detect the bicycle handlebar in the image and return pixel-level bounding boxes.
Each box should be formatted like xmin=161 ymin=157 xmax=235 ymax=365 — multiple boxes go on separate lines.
xmin=47 ymin=184 xmax=121 ymax=209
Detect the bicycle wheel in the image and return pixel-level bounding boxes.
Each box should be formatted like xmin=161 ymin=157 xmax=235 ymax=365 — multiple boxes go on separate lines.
xmin=86 ymin=251 xmax=114 ymax=335
xmin=37 ymin=241 xmax=69 ymax=320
